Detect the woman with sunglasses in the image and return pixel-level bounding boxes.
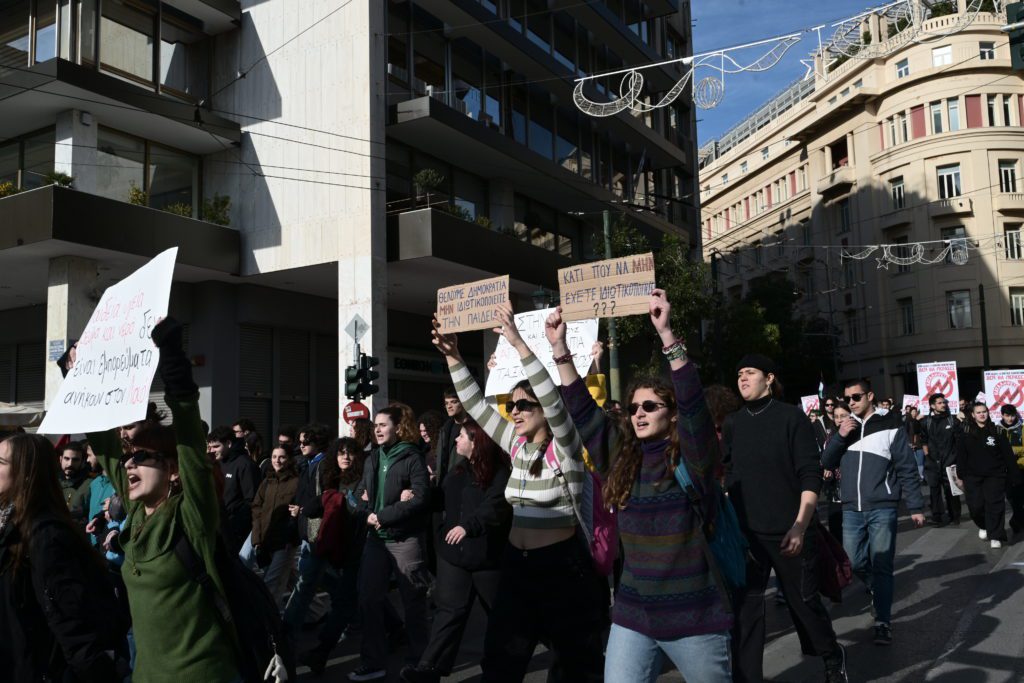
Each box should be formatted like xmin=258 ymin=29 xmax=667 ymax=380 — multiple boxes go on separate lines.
xmin=432 ymin=301 xmax=607 ymax=682
xmin=86 ymin=318 xmax=243 ymax=683
xmin=545 ymin=289 xmax=732 ymax=683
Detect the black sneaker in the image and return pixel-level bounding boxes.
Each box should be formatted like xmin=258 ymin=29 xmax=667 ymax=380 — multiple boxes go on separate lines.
xmin=348 ymin=665 xmax=387 ymax=681
xmin=824 ymin=643 xmax=848 ymax=683
xmin=301 ymin=646 xmax=330 ymax=676
xmin=874 ymin=622 xmax=893 ymax=646
xmin=400 ymin=665 xmax=442 ymax=683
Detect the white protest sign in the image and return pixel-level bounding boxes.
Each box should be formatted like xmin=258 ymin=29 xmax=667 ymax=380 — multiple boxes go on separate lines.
xmin=38 ymin=248 xmax=177 ymax=434
xmin=983 ymin=370 xmax=1024 ymax=412
xmin=484 ymin=308 xmax=598 ymax=397
xmin=800 ymin=395 xmax=820 ymax=416
xmin=916 ymin=361 xmax=959 ymax=416
xmin=902 ymin=394 xmax=919 ymax=411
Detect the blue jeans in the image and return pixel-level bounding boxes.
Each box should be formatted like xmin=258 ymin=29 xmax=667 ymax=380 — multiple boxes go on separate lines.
xmin=604 ymin=623 xmax=731 ymax=683
xmin=913 ymin=449 xmax=925 ymax=479
xmin=842 ymin=508 xmax=897 ymax=624
xmin=239 ymin=532 xmax=298 ymax=610
xmin=283 ymin=540 xmax=359 ymax=646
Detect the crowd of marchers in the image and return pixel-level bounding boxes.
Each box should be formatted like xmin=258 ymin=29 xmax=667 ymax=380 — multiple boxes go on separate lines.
xmin=4 ymin=294 xmax=1024 ymax=683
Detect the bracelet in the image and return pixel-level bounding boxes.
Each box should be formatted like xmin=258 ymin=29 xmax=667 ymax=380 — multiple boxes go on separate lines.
xmin=553 ymin=351 xmax=574 ymax=365
xmin=662 ymin=341 xmax=687 ymax=362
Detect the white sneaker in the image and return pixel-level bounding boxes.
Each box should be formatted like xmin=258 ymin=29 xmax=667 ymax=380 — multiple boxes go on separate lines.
xmin=991 ymin=539 xmax=1002 ymax=549
xmin=979 ymin=529 xmax=988 ymax=540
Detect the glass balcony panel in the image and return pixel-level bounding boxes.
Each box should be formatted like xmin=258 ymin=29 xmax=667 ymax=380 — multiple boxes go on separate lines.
xmin=148 ymin=143 xmax=197 ymax=213
xmin=0 ymin=0 xmax=30 ymax=67
xmin=35 ymin=0 xmax=56 ymax=63
xmin=22 ymin=129 xmax=55 ymax=189
xmin=159 ymin=16 xmax=208 ymax=102
xmin=96 ymin=127 xmax=145 ymax=202
xmin=0 ymin=141 xmax=19 ymax=185
xmin=100 ymin=0 xmax=156 ymax=85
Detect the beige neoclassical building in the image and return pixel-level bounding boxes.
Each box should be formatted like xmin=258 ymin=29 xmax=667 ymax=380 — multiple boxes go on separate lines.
xmin=698 ymin=5 xmax=1024 ymax=399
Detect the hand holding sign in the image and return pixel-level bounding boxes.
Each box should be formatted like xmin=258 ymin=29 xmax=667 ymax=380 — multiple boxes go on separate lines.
xmin=436 ymin=275 xmax=509 ymax=333
xmin=559 ymin=252 xmax=656 ymax=322
xmin=492 ymin=302 xmax=527 ymax=355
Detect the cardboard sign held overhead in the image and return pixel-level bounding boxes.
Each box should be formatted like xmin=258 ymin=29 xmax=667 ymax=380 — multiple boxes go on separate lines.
xmin=436 ymin=275 xmax=510 ymax=334
xmin=558 ymin=252 xmax=656 ymax=322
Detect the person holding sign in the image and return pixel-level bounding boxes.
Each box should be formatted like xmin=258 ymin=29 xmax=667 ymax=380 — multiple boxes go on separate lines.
xmin=86 ymin=319 xmax=242 ymax=683
xmin=545 ymin=289 xmax=733 ymax=682
xmin=432 ymin=302 xmax=607 ymax=682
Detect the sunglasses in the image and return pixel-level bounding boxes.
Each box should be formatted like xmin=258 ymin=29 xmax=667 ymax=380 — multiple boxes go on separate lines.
xmin=628 ymin=400 xmax=667 ymax=415
xmin=299 ymin=439 xmax=313 ymax=446
xmin=824 ymin=402 xmax=835 ymax=407
xmin=505 ymin=399 xmax=541 ymax=414
xmin=120 ymin=449 xmax=163 ymax=466
xmin=843 ymin=392 xmax=866 ymax=402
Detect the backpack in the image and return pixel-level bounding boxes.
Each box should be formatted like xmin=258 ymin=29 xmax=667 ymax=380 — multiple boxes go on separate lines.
xmin=174 ymin=533 xmax=296 ymax=683
xmin=672 ymin=458 xmax=747 ymax=610
xmin=815 ymin=522 xmax=853 ymax=603
xmin=510 ymin=437 xmax=619 ymax=576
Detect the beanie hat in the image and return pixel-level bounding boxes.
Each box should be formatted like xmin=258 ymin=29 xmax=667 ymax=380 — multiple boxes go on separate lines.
xmin=735 ymin=353 xmax=778 ymax=378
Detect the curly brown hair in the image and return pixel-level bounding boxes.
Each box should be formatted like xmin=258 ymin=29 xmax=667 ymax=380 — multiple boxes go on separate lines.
xmin=389 ymin=402 xmax=420 ymax=444
xmin=602 ymin=377 xmax=680 ymax=510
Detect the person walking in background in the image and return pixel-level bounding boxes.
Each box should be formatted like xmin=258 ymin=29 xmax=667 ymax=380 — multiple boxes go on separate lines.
xmin=956 ymin=402 xmax=1021 ymax=549
xmin=996 ymin=405 xmax=1024 ymax=533
xmin=244 ymin=445 xmax=300 ymax=608
xmin=820 ymin=402 xmax=852 ymax=542
xmin=59 ymin=440 xmax=92 ymax=529
xmin=822 ymin=380 xmax=925 ymax=646
xmin=921 ymin=393 xmax=962 ymax=527
xmin=904 ymin=406 xmax=926 ymax=482
xmin=724 ymin=354 xmax=847 ymax=683
xmin=208 ymin=425 xmax=262 ymax=554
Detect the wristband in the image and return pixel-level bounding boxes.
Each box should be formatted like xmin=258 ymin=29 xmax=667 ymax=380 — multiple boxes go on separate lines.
xmin=553 ymin=352 xmax=573 ymax=365
xmin=662 ymin=341 xmax=687 ymax=362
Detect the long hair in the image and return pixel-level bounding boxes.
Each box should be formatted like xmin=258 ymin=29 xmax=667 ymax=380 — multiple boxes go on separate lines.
xmin=244 ymin=432 xmax=264 ymax=464
xmin=389 ymin=402 xmax=419 ymax=444
xmin=457 ymin=420 xmax=506 ymax=488
xmin=1 ymin=434 xmax=98 ymax=575
xmin=603 ymin=377 xmax=681 ymax=510
xmin=510 ymin=379 xmax=551 ymax=477
xmin=965 ymin=402 xmax=998 ymax=438
xmin=351 ymin=418 xmax=372 ymax=450
xmin=321 ymin=437 xmax=364 ymax=490
xmin=418 ymin=410 xmax=445 ymax=457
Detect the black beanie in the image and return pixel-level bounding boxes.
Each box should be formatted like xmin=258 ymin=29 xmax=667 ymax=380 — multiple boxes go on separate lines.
xmin=735 ymin=353 xmax=778 ymax=378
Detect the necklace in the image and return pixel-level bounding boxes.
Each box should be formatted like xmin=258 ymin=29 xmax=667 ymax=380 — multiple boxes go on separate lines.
xmin=745 ymin=398 xmax=773 ymax=417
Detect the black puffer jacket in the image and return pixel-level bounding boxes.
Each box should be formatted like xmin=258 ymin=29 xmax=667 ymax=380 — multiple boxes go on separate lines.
xmin=356 ymin=442 xmax=430 ymax=541
xmin=435 ymin=463 xmax=511 ymax=571
xmin=0 ymin=514 xmax=127 ymax=682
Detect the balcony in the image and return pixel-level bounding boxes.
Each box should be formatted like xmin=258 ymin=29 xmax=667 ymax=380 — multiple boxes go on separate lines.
xmin=164 ymin=0 xmax=241 ymax=34
xmin=816 ymin=166 xmax=855 ymax=198
xmin=928 ymin=197 xmax=973 ymax=218
xmin=879 ymin=207 xmax=913 ymax=231
xmin=993 ymin=193 xmax=1024 ymax=214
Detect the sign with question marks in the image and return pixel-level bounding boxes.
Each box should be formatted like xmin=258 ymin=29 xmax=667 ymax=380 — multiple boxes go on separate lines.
xmin=558 ymin=252 xmax=656 ymax=322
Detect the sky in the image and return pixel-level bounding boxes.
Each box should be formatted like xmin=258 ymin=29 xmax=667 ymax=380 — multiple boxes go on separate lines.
xmin=691 ymin=0 xmax=879 ymax=145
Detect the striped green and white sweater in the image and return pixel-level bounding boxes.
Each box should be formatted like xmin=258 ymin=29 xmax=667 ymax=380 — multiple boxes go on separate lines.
xmin=449 ymin=353 xmax=585 ymax=530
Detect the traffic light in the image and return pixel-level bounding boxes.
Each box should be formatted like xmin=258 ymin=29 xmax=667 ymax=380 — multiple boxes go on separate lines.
xmin=1007 ymin=2 xmax=1024 ymax=71
xmin=344 ymin=353 xmax=380 ymax=399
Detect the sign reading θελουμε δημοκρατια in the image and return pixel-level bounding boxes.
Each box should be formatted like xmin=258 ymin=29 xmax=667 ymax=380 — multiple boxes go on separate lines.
xmin=558 ymin=252 xmax=656 ymax=322
xmin=435 ymin=275 xmax=510 ymax=333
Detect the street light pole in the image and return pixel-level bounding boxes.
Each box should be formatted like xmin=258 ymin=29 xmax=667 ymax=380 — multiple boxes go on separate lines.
xmin=603 ymin=209 xmax=621 ymax=402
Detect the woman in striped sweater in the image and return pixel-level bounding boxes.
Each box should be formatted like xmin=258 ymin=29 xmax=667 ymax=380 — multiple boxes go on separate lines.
xmin=431 ymin=301 xmax=606 ymax=682
xmin=549 ymin=289 xmax=733 ymax=683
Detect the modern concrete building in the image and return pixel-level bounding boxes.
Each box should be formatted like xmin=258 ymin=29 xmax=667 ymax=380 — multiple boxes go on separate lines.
xmin=0 ymin=0 xmax=697 ymax=435
xmin=698 ymin=5 xmax=1024 ymax=399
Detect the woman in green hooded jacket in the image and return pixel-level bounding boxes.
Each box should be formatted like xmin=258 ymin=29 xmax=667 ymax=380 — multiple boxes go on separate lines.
xmin=87 ymin=318 xmax=240 ymax=683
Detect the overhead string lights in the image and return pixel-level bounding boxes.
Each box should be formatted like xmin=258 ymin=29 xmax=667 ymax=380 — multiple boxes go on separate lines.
xmin=841 ymin=238 xmax=973 ymax=270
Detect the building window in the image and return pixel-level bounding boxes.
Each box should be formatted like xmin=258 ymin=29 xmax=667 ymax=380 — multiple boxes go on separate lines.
xmin=898 ymin=298 xmax=915 ymax=335
xmin=846 ymin=311 xmax=861 ymax=344
xmin=801 ymin=269 xmax=814 ymax=298
xmin=721 ymin=173 xmax=728 ymax=185
xmin=1012 ymin=288 xmax=1024 ymax=326
xmin=1004 ymin=95 xmax=1013 ymax=126
xmin=947 ymin=290 xmax=972 ymax=329
xmin=937 ymin=164 xmax=962 ymax=199
xmin=896 ymin=58 xmax=910 ymax=79
xmin=775 ymin=230 xmax=785 ymax=256
xmin=948 ymin=98 xmax=961 ymax=131
xmin=754 ymin=241 xmax=762 ymax=266
xmin=930 ymin=102 xmax=943 ymax=133
xmin=899 ymin=113 xmax=909 ymax=143
xmin=95 ymin=127 xmax=199 ymax=216
xmin=761 ymin=147 xmax=769 ymax=160
xmin=988 ymin=95 xmax=998 ymax=126
xmin=890 ymin=176 xmax=905 ymax=209
xmin=999 ymin=160 xmax=1017 ymax=193
xmin=932 ymin=45 xmax=952 ymax=67
xmin=798 ymin=166 xmax=807 ymax=190
xmin=802 ymin=220 xmax=811 ymax=245
xmin=1005 ymin=224 xmax=1023 ymax=260
xmin=0 ymin=127 xmax=55 ymax=190
xmin=893 ymin=236 xmax=911 ymax=274
xmin=100 ymin=1 xmax=157 ymax=85
xmin=979 ymin=41 xmax=996 ymax=60
xmin=888 ymin=117 xmax=898 ymax=146
xmin=740 ymin=161 xmax=748 ymax=174
xmin=941 ymin=226 xmax=968 ymax=264
xmin=836 ymin=198 xmax=851 ymax=233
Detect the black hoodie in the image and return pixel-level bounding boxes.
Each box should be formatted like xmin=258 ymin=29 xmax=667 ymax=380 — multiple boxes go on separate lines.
xmin=219 ymin=440 xmax=262 ymax=549
xmin=956 ymin=424 xmax=1020 ymax=481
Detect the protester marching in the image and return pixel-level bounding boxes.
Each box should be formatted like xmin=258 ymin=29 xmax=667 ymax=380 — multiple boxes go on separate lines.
xmin=4 ymin=242 xmax=1024 ymax=683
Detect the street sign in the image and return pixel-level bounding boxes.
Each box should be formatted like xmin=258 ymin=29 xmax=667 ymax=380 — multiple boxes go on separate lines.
xmin=344 ymin=314 xmax=368 ymax=342
xmin=342 ymin=401 xmax=370 ymax=425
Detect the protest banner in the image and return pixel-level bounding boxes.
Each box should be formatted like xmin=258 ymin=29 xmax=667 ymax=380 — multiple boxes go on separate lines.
xmin=800 ymin=395 xmax=820 ymax=416
xmin=983 ymin=370 xmax=1024 ymax=413
xmin=484 ymin=308 xmax=598 ymax=396
xmin=558 ymin=252 xmax=656 ymax=322
xmin=38 ymin=248 xmax=178 ymax=434
xmin=436 ymin=275 xmax=509 ymax=334
xmin=902 ymin=394 xmax=919 ymax=411
xmin=916 ymin=361 xmax=959 ymax=415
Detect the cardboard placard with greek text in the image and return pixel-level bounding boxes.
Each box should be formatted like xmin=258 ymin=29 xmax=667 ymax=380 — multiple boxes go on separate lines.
xmin=436 ymin=275 xmax=509 ymax=333
xmin=558 ymin=252 xmax=656 ymax=322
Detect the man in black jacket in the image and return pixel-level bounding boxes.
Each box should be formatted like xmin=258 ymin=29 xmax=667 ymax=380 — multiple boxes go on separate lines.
xmin=921 ymin=393 xmax=962 ymax=526
xmin=435 ymin=387 xmax=468 ymax=486
xmin=208 ymin=425 xmax=262 ymax=553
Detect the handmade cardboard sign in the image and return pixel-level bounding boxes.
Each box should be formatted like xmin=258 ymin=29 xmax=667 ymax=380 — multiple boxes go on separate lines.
xmin=436 ymin=275 xmax=510 ymax=333
xmin=558 ymin=252 xmax=656 ymax=322
xmin=38 ymin=248 xmax=178 ymax=434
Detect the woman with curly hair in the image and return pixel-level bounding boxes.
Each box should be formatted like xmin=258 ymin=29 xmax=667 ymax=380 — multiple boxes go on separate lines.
xmin=390 ymin=402 xmax=421 ymax=445
xmin=417 ymin=410 xmax=446 ymax=474
xmin=548 ymin=289 xmax=732 ymax=683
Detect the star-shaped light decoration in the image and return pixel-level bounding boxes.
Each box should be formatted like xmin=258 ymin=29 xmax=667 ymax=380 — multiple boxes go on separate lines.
xmin=876 ymin=256 xmax=890 ymax=270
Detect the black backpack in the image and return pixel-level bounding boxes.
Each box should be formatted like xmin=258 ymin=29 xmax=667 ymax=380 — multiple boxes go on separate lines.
xmin=174 ymin=532 xmax=296 ymax=683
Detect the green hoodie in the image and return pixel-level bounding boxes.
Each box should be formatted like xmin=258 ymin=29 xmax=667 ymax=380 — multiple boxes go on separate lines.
xmin=88 ymin=394 xmax=238 ymax=683
xmin=373 ymin=440 xmax=418 ymax=541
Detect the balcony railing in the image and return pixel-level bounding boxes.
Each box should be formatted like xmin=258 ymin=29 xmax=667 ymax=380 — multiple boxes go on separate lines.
xmin=928 ymin=196 xmax=973 ymax=217
xmin=816 ymin=166 xmax=856 ymax=196
xmin=993 ymin=192 xmax=1024 ymax=213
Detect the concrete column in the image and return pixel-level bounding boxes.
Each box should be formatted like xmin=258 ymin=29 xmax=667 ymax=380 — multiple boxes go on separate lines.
xmin=44 ymin=257 xmax=97 ymax=408
xmin=488 ymin=178 xmax=515 ymax=232
xmin=188 ymin=282 xmax=240 ymax=427
xmin=55 ymin=109 xmax=98 ymax=194
xmin=868 ymin=13 xmax=881 ymax=46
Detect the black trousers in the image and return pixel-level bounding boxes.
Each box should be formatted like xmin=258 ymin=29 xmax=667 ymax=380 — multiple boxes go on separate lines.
xmin=925 ymin=467 xmax=962 ymax=523
xmin=962 ymin=474 xmax=1007 ymax=541
xmin=732 ymin=530 xmax=840 ymax=683
xmin=1008 ymin=481 xmax=1024 ymax=532
xmin=418 ymin=557 xmax=501 ymax=674
xmin=480 ymin=538 xmax=607 ymax=683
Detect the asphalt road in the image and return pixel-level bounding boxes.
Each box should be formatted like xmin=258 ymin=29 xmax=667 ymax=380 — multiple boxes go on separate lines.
xmin=298 ymin=508 xmax=1024 ymax=682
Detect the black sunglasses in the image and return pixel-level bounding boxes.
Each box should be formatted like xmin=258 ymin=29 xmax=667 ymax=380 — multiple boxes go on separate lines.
xmin=299 ymin=439 xmax=312 ymax=446
xmin=844 ymin=392 xmax=866 ymax=402
xmin=120 ymin=449 xmax=163 ymax=466
xmin=505 ymin=399 xmax=541 ymax=414
xmin=628 ymin=400 xmax=668 ymax=415
xmin=824 ymin=402 xmax=835 ymax=407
